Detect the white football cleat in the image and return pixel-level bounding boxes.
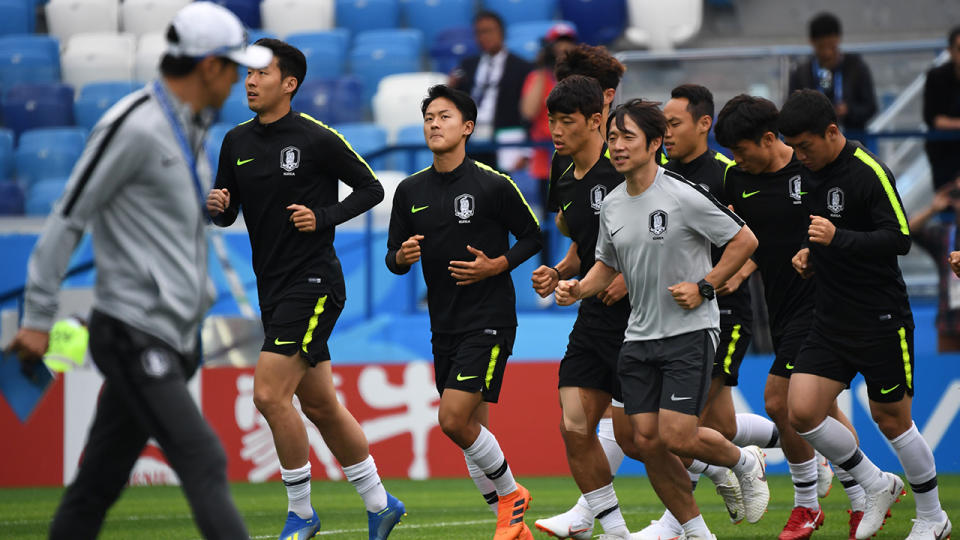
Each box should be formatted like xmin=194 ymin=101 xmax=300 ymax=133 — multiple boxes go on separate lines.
xmin=735 ymin=445 xmax=770 ymax=524
xmin=905 ymin=513 xmax=952 ymax=540
xmin=856 ymin=472 xmax=904 ymax=540
xmin=534 ymin=508 xmax=593 ymax=540
xmin=816 ymin=453 xmax=834 ymax=498
xmin=630 ymin=511 xmax=685 ymax=540
xmin=714 ymin=468 xmax=745 ymax=524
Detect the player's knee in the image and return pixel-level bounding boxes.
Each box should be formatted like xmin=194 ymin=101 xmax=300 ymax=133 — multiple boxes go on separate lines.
xmin=764 ymin=394 xmax=788 ymax=423
xmin=560 ymin=410 xmax=591 ymax=437
xmin=298 ymin=396 xmax=339 ymax=427
xmin=871 ymin=408 xmax=912 ymax=440
xmin=788 ymin=405 xmax=819 ymax=434
xmin=438 ymin=409 xmax=469 ymax=442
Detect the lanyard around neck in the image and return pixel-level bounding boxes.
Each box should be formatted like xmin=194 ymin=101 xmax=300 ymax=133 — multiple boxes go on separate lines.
xmin=152 ymin=80 xmax=209 ymax=220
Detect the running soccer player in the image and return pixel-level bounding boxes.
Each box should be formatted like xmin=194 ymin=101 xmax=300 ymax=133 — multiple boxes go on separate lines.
xmin=716 ymin=94 xmax=871 ymax=540
xmin=385 ymin=84 xmax=542 ymax=540
xmin=207 ymin=39 xmax=404 ymax=540
xmin=780 ymin=89 xmax=951 ymax=540
xmin=556 ymin=99 xmax=770 ymax=540
xmin=529 ymin=75 xmax=634 ymax=539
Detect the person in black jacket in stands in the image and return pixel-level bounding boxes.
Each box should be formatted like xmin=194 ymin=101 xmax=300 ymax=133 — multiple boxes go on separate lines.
xmin=923 ymin=26 xmax=960 ymax=191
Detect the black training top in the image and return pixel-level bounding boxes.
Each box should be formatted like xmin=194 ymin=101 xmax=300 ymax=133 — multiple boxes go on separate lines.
xmin=667 ymin=149 xmax=752 ymax=325
xmin=722 ymin=156 xmax=814 ymax=334
xmin=547 ymin=148 xmax=667 ymax=212
xmin=801 ymin=140 xmax=913 ymax=333
xmin=547 ymin=145 xmax=630 ymax=332
xmin=385 ymin=158 xmax=542 ymax=334
xmin=212 ymin=110 xmax=384 ymax=308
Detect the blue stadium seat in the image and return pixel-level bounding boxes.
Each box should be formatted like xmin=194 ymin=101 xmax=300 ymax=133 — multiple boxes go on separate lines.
xmin=292 ymin=78 xmax=335 ymax=123
xmin=0 ymin=180 xmax=24 ymax=214
xmin=0 ymin=35 xmax=61 ymax=87
xmin=403 ymin=0 xmax=472 ymax=49
xmin=15 ymin=127 xmax=87 ymax=187
xmin=392 ymin=124 xmax=432 ymax=174
xmin=0 ymin=0 xmax=33 ymax=36
xmin=354 ymin=29 xmax=423 ymax=55
xmin=74 ymin=81 xmax=139 ymax=131
xmin=2 ymin=83 xmax=75 ymax=139
xmin=213 ymin=0 xmax=261 ymax=30
xmin=484 ymin=0 xmax=557 ymax=25
xmin=349 ymin=45 xmax=419 ymax=105
xmin=204 ymin=122 xmax=234 ymax=172
xmin=558 ymin=0 xmax=625 ymax=44
xmin=429 ymin=26 xmax=478 ymax=74
xmin=328 ymin=75 xmax=364 ymax=125
xmin=219 ymin=84 xmax=254 ymax=125
xmin=331 ymin=122 xmax=388 ymax=170
xmin=287 ymin=31 xmax=349 ymax=79
xmin=25 ymin=177 xmax=68 ymax=216
xmin=335 ymin=0 xmax=399 ymax=35
xmin=0 ymin=128 xmax=13 ymax=179
xmin=506 ymin=20 xmax=577 ymax=62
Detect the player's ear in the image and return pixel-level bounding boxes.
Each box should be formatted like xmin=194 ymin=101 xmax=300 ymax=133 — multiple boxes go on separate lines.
xmin=463 ymin=120 xmax=475 ymax=137
xmin=283 ymin=76 xmax=298 ymax=97
xmin=698 ymin=114 xmax=712 ymax=135
xmin=589 ymin=112 xmax=602 ymax=130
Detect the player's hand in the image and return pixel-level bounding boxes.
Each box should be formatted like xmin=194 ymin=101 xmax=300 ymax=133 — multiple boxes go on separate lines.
xmin=598 ymin=273 xmax=627 ymax=306
xmin=950 ymin=251 xmax=960 ymax=277
xmin=449 ymin=245 xmax=506 ymax=286
xmin=793 ymin=247 xmax=814 ymax=278
xmin=206 ymin=188 xmax=230 ymax=216
xmin=531 ymin=265 xmax=560 ymax=298
xmin=808 ymin=215 xmax=835 ymax=245
xmin=6 ymin=328 xmax=49 ymax=377
xmin=717 ymin=273 xmax=744 ymax=296
xmin=555 ymin=279 xmax=581 ymax=306
xmin=287 ymin=204 xmax=316 ymax=232
xmin=668 ymin=282 xmax=703 ymax=310
xmin=396 ymin=235 xmax=424 ymax=266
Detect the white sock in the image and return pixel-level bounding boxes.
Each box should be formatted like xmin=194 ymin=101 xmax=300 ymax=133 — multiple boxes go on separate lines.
xmin=583 ymin=483 xmax=627 ymax=536
xmin=687 ymin=470 xmax=700 ymax=491
xmin=799 ymin=417 xmax=886 ymax=493
xmin=571 ymin=495 xmax=594 ymax=520
xmin=681 ymin=514 xmax=711 ymax=538
xmin=464 ymin=453 xmax=499 ymax=513
xmin=889 ymin=423 xmax=943 ymax=520
xmin=281 ymin=463 xmax=313 ymax=519
xmin=733 ymin=413 xmax=780 ymax=448
xmin=342 ymin=455 xmax=388 ymax=513
xmin=788 ymin=457 xmax=819 ymax=509
xmin=835 ymin=467 xmax=866 ymax=512
xmin=463 ymin=426 xmax=517 ymax=497
xmin=598 ymin=417 xmax=625 ymax=474
xmin=660 ymin=509 xmax=683 ymax=532
xmin=731 ymin=446 xmax=757 ymax=477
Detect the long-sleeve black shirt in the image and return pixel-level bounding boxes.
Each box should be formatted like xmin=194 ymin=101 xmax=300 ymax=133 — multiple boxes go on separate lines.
xmin=386 ymin=158 xmax=542 ymax=334
xmin=803 ymin=140 xmax=913 ymax=333
xmin=212 ymin=110 xmax=384 ymax=308
xmin=923 ymin=61 xmax=960 ymax=189
xmin=788 ymin=53 xmax=878 ymax=131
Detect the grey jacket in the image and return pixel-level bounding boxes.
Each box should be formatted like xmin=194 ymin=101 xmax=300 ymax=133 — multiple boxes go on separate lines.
xmin=22 ymin=82 xmax=216 ymax=354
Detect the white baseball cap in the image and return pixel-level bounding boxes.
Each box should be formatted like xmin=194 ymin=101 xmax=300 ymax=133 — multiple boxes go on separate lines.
xmin=165 ymin=1 xmax=272 ymax=69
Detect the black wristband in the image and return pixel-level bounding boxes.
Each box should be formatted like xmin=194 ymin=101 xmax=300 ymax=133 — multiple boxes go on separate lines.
xmin=551 ymin=266 xmax=562 ymax=279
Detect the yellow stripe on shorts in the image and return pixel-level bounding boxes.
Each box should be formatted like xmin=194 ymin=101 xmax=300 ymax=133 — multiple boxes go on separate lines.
xmin=899 ymin=326 xmax=912 ymax=389
xmin=301 ymin=295 xmax=328 ymax=354
xmin=724 ymin=324 xmax=741 ymax=375
xmin=485 ymin=344 xmax=501 ymax=390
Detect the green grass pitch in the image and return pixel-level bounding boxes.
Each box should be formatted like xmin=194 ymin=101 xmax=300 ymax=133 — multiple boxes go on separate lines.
xmin=1 ymin=475 xmax=957 ymax=539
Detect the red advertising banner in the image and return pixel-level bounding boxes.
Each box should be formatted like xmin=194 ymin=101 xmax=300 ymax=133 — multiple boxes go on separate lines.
xmin=0 ymin=378 xmax=63 ymax=487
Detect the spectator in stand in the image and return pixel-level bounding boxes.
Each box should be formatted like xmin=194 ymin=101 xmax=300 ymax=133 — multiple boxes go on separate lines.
xmin=788 ymin=12 xmax=877 ymax=132
xmin=923 ymin=25 xmax=960 ymax=191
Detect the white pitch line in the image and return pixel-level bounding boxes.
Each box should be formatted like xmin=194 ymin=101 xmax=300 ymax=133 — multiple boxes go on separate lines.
xmin=250 ymin=519 xmax=493 ymax=539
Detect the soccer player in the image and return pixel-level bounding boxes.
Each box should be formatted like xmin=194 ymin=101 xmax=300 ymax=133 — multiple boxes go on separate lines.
xmin=207 ymin=39 xmax=404 ymax=540
xmin=556 ymin=99 xmax=769 ymax=540
xmin=780 ymin=89 xmax=951 ymax=540
xmin=716 ymin=94 xmax=872 ymax=540
xmin=529 ymin=75 xmax=634 ymax=539
xmin=6 ymin=3 xmax=268 ymax=538
xmin=385 ymin=85 xmax=542 ymax=540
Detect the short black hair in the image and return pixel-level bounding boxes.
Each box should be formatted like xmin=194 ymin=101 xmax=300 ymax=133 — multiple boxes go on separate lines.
xmin=778 ymin=89 xmax=837 ymax=137
xmin=546 ymin=75 xmax=603 ymax=118
xmin=809 ymin=12 xmax=841 ymax=40
xmin=254 ymin=38 xmax=307 ymax=98
xmin=555 ymin=44 xmax=625 ymax=92
xmin=715 ymin=94 xmax=780 ymax=148
xmin=422 ymin=84 xmax=477 ymax=128
xmin=670 ymin=83 xmax=714 ymax=122
xmin=473 ymin=10 xmax=504 ymax=33
xmin=607 ymin=99 xmax=666 ymax=149
xmin=949 ymin=25 xmax=960 ymax=47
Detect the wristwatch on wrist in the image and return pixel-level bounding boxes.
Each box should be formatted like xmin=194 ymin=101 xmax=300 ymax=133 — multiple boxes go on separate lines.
xmin=697 ymin=279 xmax=715 ymax=300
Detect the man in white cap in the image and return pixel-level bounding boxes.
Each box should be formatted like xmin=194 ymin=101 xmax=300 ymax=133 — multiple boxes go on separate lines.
xmin=6 ymin=3 xmax=271 ymax=538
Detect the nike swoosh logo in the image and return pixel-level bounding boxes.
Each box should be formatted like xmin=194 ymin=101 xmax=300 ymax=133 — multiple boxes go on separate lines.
xmin=802 ymin=521 xmax=817 ymax=528
xmin=562 ymin=201 xmax=572 ymax=211
xmin=274 ymin=338 xmax=296 ymax=346
xmin=611 ymin=226 xmax=625 ymax=237
xmin=236 ymin=158 xmax=254 ymax=166
xmin=569 ymin=527 xmax=591 ymax=535
xmin=785 ymin=362 xmax=795 ymax=370
xmin=411 ymin=205 xmax=429 ymax=213
xmin=670 ymin=393 xmax=691 ymax=401
xmin=880 ymin=384 xmax=900 ymax=394
xmin=742 ymin=190 xmax=760 ymax=198
xmin=456 ymin=373 xmax=478 ymax=381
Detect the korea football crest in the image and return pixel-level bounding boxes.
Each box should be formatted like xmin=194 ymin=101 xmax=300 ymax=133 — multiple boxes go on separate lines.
xmin=590 ymin=184 xmax=607 ymax=212
xmin=454 ymin=193 xmax=475 ymax=222
xmin=649 ymin=210 xmax=668 ymax=239
xmin=789 ymin=175 xmax=803 ymax=204
xmin=280 ymin=146 xmax=300 ymax=175
xmin=827 ymin=187 xmax=844 ymax=216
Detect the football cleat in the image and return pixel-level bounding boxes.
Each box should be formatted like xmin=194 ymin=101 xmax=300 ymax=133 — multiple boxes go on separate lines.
xmin=778 ymin=506 xmax=824 ymax=540
xmin=714 ymin=468 xmax=745 ymax=524
xmin=367 ymin=492 xmax=405 ymax=540
xmin=736 ymin=445 xmax=770 ymax=524
xmin=856 ymin=473 xmax=904 ymax=540
xmin=494 ymin=484 xmax=532 ymax=540
xmin=534 ymin=507 xmax=593 ymax=539
xmin=905 ymin=513 xmax=951 ymax=540
xmin=631 ymin=511 xmax=684 ymax=540
xmin=279 ymin=508 xmax=321 ymax=540
xmin=816 ymin=454 xmax=834 ymax=498
xmin=847 ymin=510 xmax=864 ymax=540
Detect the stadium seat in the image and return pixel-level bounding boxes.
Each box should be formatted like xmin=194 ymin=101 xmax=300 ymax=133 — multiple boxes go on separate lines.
xmin=204 ymin=121 xmax=234 ymax=171
xmin=121 ymin=0 xmax=191 ymax=37
xmin=331 ymin=122 xmax=388 ymax=170
xmin=403 ymin=0 xmax=472 ymax=49
xmin=74 ymin=81 xmax=139 ymax=131
xmin=135 ymin=33 xmax=166 ymax=83
xmin=393 ymin=124 xmax=432 ymax=174
xmin=219 ymin=85 xmax=254 ymax=125
xmin=339 ymin=169 xmax=403 ymax=228
xmin=0 ymin=128 xmax=13 ymax=179
xmin=292 ymin=78 xmax=335 ymax=123
xmin=349 ymin=45 xmax=420 ymax=105
xmin=506 ymin=20 xmax=577 ymax=62
xmin=429 ymin=26 xmax=478 ymax=74
xmin=327 ymin=75 xmax=364 ymax=125
xmin=61 ymin=33 xmax=136 ymax=90
xmin=1 ymin=83 xmax=75 ymax=139
xmin=25 ymin=177 xmax=69 ymax=216
xmin=0 ymin=180 xmax=24 ymax=214
xmin=0 ymin=35 xmax=61 ymax=87
xmin=335 ymin=0 xmax=399 ymax=35
xmin=15 ymin=127 xmax=87 ymax=187
xmin=483 ymin=0 xmax=557 ymax=25
xmin=287 ymin=31 xmax=349 ymax=78
xmin=0 ymin=0 xmax=33 ymax=36
xmin=558 ymin=0 xmax=626 ymax=45
xmin=372 ymin=72 xmax=446 ymax=140
xmin=354 ymin=29 xmax=423 ymax=55
xmin=212 ymin=0 xmax=261 ymax=29
xmin=261 ymin=0 xmax=334 ymax=36
xmin=45 ymin=0 xmax=119 ymax=43
xmin=624 ymin=0 xmax=701 ymax=51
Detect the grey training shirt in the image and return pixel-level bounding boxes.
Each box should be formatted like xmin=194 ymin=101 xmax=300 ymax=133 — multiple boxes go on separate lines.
xmin=595 ymin=167 xmax=744 ymax=342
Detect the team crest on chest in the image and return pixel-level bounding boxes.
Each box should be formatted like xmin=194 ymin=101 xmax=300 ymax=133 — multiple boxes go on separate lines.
xmin=280 ymin=146 xmax=300 ymax=175
xmin=590 ymin=184 xmax=607 ymax=212
xmin=454 ymin=193 xmax=475 ymax=222
xmin=649 ymin=210 xmax=668 ymax=238
xmin=827 ymin=187 xmax=844 ymax=215
xmin=789 ymin=175 xmax=803 ymax=203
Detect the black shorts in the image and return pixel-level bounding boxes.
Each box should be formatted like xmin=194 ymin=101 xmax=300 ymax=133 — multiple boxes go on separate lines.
xmin=713 ymin=320 xmax=751 ymax=386
xmin=769 ymin=315 xmax=813 ymax=378
xmin=432 ymin=327 xmax=515 ymax=403
xmin=558 ymin=322 xmax=623 ymax=402
xmin=619 ymin=329 xmax=717 ymax=416
xmin=795 ymin=325 xmax=915 ymax=403
xmin=260 ymin=284 xmax=344 ymax=367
